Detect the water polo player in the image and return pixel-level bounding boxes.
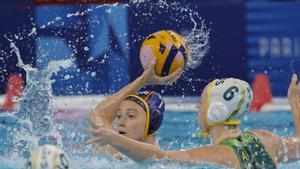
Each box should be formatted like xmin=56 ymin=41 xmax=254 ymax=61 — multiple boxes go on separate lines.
xmin=87 ymin=76 xmax=300 ymax=168
xmin=86 ymin=58 xmax=183 ymax=157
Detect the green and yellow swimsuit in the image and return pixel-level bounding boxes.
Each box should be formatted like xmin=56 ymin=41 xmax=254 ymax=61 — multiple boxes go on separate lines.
xmin=220 ymin=133 xmax=276 ymax=169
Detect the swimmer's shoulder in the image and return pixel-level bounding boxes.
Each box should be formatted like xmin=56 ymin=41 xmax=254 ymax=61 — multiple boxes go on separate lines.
xmin=247 ymin=130 xmax=282 ymax=145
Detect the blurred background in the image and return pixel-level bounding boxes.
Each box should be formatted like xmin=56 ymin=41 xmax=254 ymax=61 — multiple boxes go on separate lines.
xmin=0 ymin=0 xmax=300 ymax=111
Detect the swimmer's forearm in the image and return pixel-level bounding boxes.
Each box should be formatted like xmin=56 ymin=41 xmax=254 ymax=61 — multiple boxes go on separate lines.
xmin=93 ymin=73 xmax=147 ymax=123
xmin=288 ymin=74 xmax=300 ymax=137
xmin=109 ymin=132 xmax=166 ymax=161
xmin=280 ymin=137 xmax=300 ymax=163
xmin=290 ymin=102 xmax=300 ymax=137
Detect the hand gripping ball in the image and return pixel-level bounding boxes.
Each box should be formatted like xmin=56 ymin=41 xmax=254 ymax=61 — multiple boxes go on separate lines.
xmin=140 ymin=30 xmax=191 ymax=76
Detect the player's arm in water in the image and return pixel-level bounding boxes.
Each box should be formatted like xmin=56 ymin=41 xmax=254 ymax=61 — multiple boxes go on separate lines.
xmin=86 ymin=117 xmax=240 ymax=168
xmin=87 ymin=107 xmax=300 ymax=168
xmin=87 ymin=74 xmax=300 ymax=167
xmin=248 ymin=74 xmax=300 ymax=164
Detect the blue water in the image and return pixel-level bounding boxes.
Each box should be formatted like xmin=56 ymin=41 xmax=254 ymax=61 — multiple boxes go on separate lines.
xmin=0 ymin=2 xmax=213 ymax=168
xmin=1 ymin=32 xmax=298 ymax=169
xmin=1 ymin=109 xmax=300 ymax=169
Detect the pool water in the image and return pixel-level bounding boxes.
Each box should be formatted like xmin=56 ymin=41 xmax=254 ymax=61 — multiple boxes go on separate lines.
xmin=1 ymin=109 xmax=300 ymax=169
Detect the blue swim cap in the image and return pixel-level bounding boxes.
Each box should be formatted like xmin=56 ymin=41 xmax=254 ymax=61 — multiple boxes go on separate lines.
xmin=125 ymin=90 xmax=165 ymax=137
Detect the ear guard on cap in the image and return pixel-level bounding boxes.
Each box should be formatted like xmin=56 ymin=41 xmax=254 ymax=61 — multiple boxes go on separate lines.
xmin=198 ymin=78 xmax=251 ymax=142
xmin=207 ymin=101 xmax=229 ymax=124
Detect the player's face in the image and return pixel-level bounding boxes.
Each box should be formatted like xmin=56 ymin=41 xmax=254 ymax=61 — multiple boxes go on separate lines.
xmin=114 ymin=100 xmax=147 ymax=141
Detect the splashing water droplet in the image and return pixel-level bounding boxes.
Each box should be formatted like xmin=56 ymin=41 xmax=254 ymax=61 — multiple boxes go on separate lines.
xmin=84 ymin=46 xmax=90 ymax=51
xmin=91 ymin=72 xmax=96 ymax=77
xmin=64 ymin=74 xmax=71 ymax=80
xmin=182 ymin=13 xmax=210 ymax=69
xmin=4 ymin=38 xmax=73 ymax=156
xmin=11 ymin=96 xmax=19 ymax=103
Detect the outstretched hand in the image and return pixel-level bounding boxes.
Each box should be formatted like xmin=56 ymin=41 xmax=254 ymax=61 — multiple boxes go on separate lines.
xmin=142 ymin=58 xmax=183 ymax=85
xmin=288 ymin=74 xmax=300 ymax=104
xmin=86 ymin=113 xmax=116 ymax=150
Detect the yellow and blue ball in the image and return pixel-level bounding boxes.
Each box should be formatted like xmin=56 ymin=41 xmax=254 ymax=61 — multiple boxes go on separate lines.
xmin=140 ymin=30 xmax=191 ymax=76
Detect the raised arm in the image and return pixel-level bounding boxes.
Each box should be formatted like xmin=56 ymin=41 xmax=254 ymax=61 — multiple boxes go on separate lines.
xmin=86 ymin=119 xmax=239 ymax=168
xmin=274 ymin=74 xmax=300 ymax=163
xmin=288 ymin=74 xmax=300 ymax=136
xmin=89 ymin=70 xmax=147 ymax=127
xmin=89 ymin=58 xmax=182 ymax=127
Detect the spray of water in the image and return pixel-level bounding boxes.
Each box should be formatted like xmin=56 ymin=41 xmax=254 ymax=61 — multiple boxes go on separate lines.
xmin=183 ymin=13 xmax=210 ymax=69
xmin=1 ymin=36 xmax=74 ymax=157
xmin=0 ymin=1 xmax=216 ymax=168
xmin=129 ymin=0 xmax=210 ymax=68
xmin=129 ymin=0 xmax=211 ymax=92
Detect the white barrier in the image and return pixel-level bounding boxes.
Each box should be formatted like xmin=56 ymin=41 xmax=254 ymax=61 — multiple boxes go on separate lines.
xmin=0 ymin=95 xmax=292 ymax=112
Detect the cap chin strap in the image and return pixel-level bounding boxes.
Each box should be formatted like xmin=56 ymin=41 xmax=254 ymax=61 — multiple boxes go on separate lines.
xmin=198 ymin=80 xmax=246 ymax=143
xmin=198 ymin=121 xmax=241 ymax=142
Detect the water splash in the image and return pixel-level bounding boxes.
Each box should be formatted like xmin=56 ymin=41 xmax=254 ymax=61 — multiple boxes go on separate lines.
xmin=26 ymin=0 xmax=210 ymax=72
xmin=1 ymin=1 xmax=213 ymax=167
xmin=7 ymin=37 xmax=36 ymax=72
xmin=183 ymin=13 xmax=210 ymax=69
xmin=129 ymin=0 xmax=210 ymax=69
xmin=2 ymin=37 xmax=74 ymax=157
xmin=128 ymin=0 xmax=211 ymax=88
xmin=37 ymin=3 xmax=128 ymax=31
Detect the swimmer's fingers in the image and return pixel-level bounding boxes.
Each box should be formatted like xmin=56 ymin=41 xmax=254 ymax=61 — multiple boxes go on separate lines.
xmin=85 ymin=127 xmax=107 ymax=139
xmin=89 ymin=117 xmax=102 ymax=127
xmin=88 ymin=112 xmax=101 ymax=128
xmin=89 ymin=113 xmax=106 ymax=129
xmin=85 ymin=136 xmax=103 ymax=145
xmin=92 ymin=144 xmax=101 ymax=155
xmin=142 ymin=58 xmax=183 ymax=84
xmin=289 ymin=74 xmax=299 ymax=92
xmin=288 ymin=74 xmax=300 ymax=102
xmin=160 ymin=68 xmax=183 ymax=84
xmin=85 ymin=127 xmax=106 ymax=144
xmin=291 ymin=74 xmax=298 ymax=86
xmin=149 ymin=58 xmax=157 ymax=72
xmin=88 ymin=122 xmax=113 ymax=137
xmin=142 ymin=58 xmax=157 ymax=83
xmin=86 ymin=136 xmax=109 ymax=147
xmin=86 ymin=121 xmax=107 ymax=136
xmin=292 ymin=74 xmax=300 ymax=93
xmin=85 ymin=128 xmax=101 ymax=134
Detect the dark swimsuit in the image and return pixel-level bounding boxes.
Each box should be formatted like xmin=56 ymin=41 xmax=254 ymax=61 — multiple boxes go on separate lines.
xmin=220 ymin=133 xmax=276 ymax=169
